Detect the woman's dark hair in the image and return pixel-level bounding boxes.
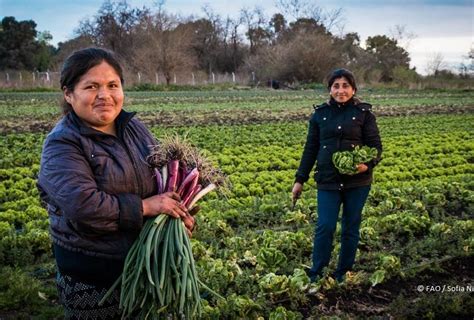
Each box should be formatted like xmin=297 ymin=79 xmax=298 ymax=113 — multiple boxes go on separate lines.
xmin=60 ymin=47 xmax=124 ymax=114
xmin=326 ymin=68 xmax=357 ymax=93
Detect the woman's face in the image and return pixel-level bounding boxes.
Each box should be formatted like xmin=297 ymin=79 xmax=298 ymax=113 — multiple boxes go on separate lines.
xmin=64 ymin=61 xmax=124 ymax=134
xmin=330 ymin=76 xmax=355 ymax=104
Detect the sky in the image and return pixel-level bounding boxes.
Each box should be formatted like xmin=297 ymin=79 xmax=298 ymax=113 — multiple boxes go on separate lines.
xmin=1 ymin=0 xmax=473 ymax=75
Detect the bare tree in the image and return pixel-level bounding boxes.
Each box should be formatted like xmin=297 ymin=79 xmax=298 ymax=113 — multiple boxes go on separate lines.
xmin=275 ymin=0 xmax=311 ymax=20
xmin=275 ymin=0 xmax=343 ymax=33
xmin=240 ymin=6 xmax=270 ymax=54
xmin=246 ymin=31 xmax=342 ymax=83
xmin=315 ymin=7 xmax=344 ymax=34
xmin=200 ymin=5 xmax=223 ymax=74
xmin=459 ymin=47 xmax=474 ymax=77
xmin=133 ymin=8 xmax=196 ymax=85
xmin=153 ymin=0 xmax=175 ymax=31
xmin=425 ymin=52 xmax=448 ymax=76
xmin=389 ymin=24 xmax=416 ymax=50
xmin=220 ymin=16 xmax=244 ymax=72
xmin=76 ymin=0 xmax=149 ymax=62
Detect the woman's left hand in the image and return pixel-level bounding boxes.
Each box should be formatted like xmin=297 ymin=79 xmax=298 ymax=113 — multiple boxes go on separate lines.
xmin=356 ymin=163 xmax=368 ymax=173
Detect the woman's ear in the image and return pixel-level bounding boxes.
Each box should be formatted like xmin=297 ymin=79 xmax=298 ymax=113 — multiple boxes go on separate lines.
xmin=63 ymin=87 xmax=72 ymax=104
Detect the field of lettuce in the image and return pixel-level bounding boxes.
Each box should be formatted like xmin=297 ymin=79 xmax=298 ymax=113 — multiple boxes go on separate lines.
xmin=0 ymin=88 xmax=473 ymax=319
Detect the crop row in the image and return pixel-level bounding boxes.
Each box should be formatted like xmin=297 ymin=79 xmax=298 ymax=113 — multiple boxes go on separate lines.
xmin=1 ymin=87 xmax=472 ymax=103
xmin=0 ymin=110 xmax=473 ymax=317
xmin=1 ymin=89 xmax=473 ymax=133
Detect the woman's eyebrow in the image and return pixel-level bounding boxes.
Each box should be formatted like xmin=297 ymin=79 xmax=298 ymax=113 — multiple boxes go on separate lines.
xmin=82 ymin=79 xmax=119 ymax=85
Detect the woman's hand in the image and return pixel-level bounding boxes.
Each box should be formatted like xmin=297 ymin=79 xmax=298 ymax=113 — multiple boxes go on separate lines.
xmin=182 ymin=213 xmax=195 ymax=237
xmin=292 ymin=182 xmax=303 ymax=202
xmin=143 ymin=193 xmax=201 ymax=236
xmin=142 ymin=192 xmax=188 ymax=219
xmin=182 ymin=206 xmax=200 ymax=237
xmin=356 ymin=163 xmax=368 ymax=173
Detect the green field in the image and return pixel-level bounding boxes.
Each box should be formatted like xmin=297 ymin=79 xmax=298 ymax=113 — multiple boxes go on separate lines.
xmin=0 ymin=89 xmax=473 ymax=319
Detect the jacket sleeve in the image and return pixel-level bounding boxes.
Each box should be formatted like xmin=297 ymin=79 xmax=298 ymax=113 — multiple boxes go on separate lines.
xmin=37 ymin=133 xmax=143 ymax=234
xmin=362 ymin=111 xmax=382 ymax=169
xmin=295 ymin=114 xmax=320 ymax=183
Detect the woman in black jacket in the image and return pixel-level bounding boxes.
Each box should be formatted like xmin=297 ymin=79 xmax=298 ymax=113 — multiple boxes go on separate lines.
xmin=292 ymin=68 xmax=382 ymax=282
xmin=37 ymin=48 xmax=195 ymax=319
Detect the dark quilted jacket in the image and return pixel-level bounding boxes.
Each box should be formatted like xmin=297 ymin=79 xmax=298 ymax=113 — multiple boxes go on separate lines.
xmin=295 ymin=98 xmax=382 ymax=190
xmin=37 ymin=110 xmax=157 ymax=260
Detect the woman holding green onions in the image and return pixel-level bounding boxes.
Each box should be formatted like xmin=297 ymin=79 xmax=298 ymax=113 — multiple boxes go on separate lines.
xmin=37 ymin=47 xmax=195 ymax=319
xmin=292 ymin=68 xmax=382 ymax=283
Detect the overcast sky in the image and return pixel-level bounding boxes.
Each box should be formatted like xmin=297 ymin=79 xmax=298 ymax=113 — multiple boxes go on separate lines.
xmin=1 ymin=0 xmax=472 ymax=74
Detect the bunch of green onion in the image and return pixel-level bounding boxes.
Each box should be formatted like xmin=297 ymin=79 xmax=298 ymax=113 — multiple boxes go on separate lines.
xmin=100 ymin=136 xmax=227 ymax=319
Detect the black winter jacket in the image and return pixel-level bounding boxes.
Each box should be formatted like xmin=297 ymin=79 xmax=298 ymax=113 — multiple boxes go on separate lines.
xmin=295 ymin=98 xmax=382 ymax=190
xmin=37 ymin=110 xmax=157 ymax=262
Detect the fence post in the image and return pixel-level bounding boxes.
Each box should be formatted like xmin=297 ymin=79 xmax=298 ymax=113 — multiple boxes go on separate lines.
xmin=212 ymin=73 xmax=215 ymax=84
xmin=32 ymin=72 xmax=35 ymax=84
xmin=137 ymin=72 xmax=141 ymax=83
xmin=174 ymin=74 xmax=176 ymax=84
xmin=232 ymin=72 xmax=236 ymax=83
xmin=6 ymin=73 xmax=10 ymax=83
xmin=19 ymin=72 xmax=22 ymax=85
xmin=155 ymin=73 xmax=159 ymax=84
xmin=252 ymin=71 xmax=255 ymax=82
xmin=192 ymin=72 xmax=195 ymax=85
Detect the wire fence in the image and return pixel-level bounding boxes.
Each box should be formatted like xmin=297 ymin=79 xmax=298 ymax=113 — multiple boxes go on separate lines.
xmin=0 ymin=70 xmax=260 ymax=89
xmin=0 ymin=71 xmax=60 ymax=88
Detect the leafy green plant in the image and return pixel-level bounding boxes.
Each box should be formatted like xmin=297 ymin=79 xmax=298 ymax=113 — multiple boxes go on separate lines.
xmin=269 ymin=306 xmax=303 ymax=320
xmin=0 ymin=267 xmax=42 ymax=309
xmin=332 ymin=146 xmax=378 ymax=175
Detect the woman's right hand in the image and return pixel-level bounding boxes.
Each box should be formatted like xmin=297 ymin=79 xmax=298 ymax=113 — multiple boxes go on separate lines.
xmin=292 ymin=182 xmax=303 ymax=202
xmin=142 ymin=192 xmax=188 ymax=219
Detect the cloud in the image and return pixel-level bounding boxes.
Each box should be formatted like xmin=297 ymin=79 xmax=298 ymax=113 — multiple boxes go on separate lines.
xmin=326 ymin=0 xmax=470 ymax=6
xmin=408 ymin=36 xmax=471 ymax=73
xmin=327 ymin=3 xmax=472 ymax=38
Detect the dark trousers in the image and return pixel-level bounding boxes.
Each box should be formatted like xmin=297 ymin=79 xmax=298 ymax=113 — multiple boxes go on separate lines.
xmin=309 ymin=185 xmax=371 ymax=281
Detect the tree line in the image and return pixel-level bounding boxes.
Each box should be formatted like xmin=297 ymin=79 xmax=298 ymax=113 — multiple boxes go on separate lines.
xmin=1 ymin=0 xmax=472 ymax=86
